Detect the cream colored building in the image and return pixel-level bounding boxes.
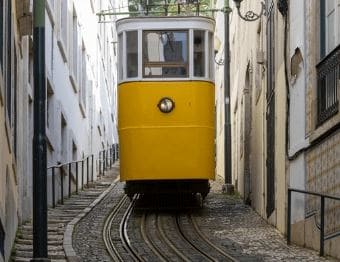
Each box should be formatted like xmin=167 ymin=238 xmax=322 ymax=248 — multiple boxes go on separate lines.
xmin=215 ymin=0 xmax=339 ymax=259
xmin=289 ymin=0 xmax=340 ymax=258
xmin=0 ymin=0 xmax=118 ymax=261
xmin=215 ymin=0 xmax=287 ymax=231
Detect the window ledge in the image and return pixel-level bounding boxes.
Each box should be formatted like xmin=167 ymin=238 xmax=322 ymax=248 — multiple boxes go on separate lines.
xmin=79 ymin=100 xmax=86 ymax=118
xmin=69 ymin=73 xmax=79 ymax=93
xmin=46 ymin=127 xmax=56 ymax=152
xmin=57 ymin=39 xmax=68 ymax=63
xmin=46 ymin=0 xmax=56 ymax=27
xmin=309 ymin=112 xmax=340 ymax=144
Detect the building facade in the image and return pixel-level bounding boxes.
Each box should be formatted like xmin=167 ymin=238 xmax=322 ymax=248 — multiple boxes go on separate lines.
xmin=215 ymin=0 xmax=339 ymax=258
xmin=0 ymin=0 xmax=118 ymax=260
xmin=289 ymin=0 xmax=340 ymax=258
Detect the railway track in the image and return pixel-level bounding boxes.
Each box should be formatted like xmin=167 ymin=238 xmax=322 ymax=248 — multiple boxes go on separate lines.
xmin=104 ymin=194 xmax=239 ymax=261
xmin=103 ymin=194 xmax=144 ymax=261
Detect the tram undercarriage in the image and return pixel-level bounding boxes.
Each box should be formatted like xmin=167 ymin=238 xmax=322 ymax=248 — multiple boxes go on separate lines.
xmin=124 ymin=179 xmax=210 ymax=199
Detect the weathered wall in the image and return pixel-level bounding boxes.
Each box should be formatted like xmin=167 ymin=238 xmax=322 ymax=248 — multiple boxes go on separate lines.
xmin=289 ymin=0 xmax=340 ymax=258
xmin=215 ymin=0 xmax=287 ymax=233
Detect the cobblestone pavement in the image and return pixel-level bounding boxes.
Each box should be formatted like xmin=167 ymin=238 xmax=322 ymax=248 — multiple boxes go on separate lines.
xmin=72 ymin=165 xmax=124 ymax=261
xmin=72 ymin=170 xmax=338 ymax=261
xmin=192 ymin=176 xmax=337 ymax=262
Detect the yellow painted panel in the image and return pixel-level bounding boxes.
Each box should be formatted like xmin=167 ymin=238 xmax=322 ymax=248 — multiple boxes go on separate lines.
xmin=118 ymin=81 xmax=215 ymax=181
xmin=118 ymin=81 xmax=215 ymax=127
xmin=119 ymin=127 xmax=215 ymax=180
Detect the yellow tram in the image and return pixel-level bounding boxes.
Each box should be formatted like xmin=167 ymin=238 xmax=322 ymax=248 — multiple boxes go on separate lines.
xmin=117 ymin=16 xmax=215 ymax=199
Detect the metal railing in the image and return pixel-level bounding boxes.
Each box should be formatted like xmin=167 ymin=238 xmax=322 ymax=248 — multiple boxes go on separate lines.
xmin=98 ymin=3 xmax=222 ymax=20
xmin=98 ymin=144 xmax=119 ymax=176
xmin=287 ymin=188 xmax=340 ymax=256
xmin=48 ymin=144 xmax=119 ymax=208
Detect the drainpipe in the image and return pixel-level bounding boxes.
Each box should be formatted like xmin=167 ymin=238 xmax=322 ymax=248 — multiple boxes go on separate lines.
xmin=32 ymin=0 xmax=49 ymax=260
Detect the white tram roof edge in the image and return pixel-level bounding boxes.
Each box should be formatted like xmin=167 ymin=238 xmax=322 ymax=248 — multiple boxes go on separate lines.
xmin=116 ymin=16 xmax=215 ymax=33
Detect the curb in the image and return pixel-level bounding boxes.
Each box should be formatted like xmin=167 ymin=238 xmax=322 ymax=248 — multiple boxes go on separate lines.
xmin=63 ymin=172 xmax=120 ymax=261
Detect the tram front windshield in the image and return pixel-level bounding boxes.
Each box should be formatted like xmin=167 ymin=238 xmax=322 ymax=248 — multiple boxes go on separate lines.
xmin=143 ymin=31 xmax=188 ymax=78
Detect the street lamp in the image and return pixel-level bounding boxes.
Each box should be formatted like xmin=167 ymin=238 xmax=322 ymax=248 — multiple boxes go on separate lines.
xmin=233 ymin=0 xmax=266 ymax=22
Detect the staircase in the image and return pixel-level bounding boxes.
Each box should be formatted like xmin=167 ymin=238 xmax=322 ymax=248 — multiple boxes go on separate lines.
xmin=11 ymin=182 xmax=110 ymax=261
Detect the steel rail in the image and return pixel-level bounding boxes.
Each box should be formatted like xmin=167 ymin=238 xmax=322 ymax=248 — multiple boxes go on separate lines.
xmin=120 ymin=195 xmax=144 ymax=262
xmin=175 ymin=214 xmax=217 ymax=262
xmin=190 ymin=214 xmax=239 ymax=262
xmin=156 ymin=214 xmax=191 ymax=262
xmin=103 ymin=194 xmax=128 ymax=261
xmin=140 ymin=213 xmax=167 ymax=262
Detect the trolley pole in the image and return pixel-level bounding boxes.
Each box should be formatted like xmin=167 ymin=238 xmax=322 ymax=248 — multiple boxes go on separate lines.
xmin=224 ymin=0 xmax=233 ymax=193
xmin=32 ymin=0 xmax=49 ymax=261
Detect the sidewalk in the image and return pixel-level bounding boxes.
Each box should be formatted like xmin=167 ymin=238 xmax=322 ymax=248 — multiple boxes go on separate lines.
xmin=10 ymin=163 xmax=119 ymax=262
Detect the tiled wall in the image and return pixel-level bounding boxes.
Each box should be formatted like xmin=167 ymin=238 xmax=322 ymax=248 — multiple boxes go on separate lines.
xmin=306 ymin=130 xmax=340 ymax=235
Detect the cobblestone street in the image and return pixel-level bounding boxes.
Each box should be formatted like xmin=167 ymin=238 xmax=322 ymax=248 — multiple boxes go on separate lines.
xmin=69 ymin=166 xmax=337 ymax=261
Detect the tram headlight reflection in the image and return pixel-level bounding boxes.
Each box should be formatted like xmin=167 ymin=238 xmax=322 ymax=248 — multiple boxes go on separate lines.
xmin=158 ymin=97 xmax=175 ymax=113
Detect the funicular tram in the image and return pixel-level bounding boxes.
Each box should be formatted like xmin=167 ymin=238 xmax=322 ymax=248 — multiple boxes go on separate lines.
xmin=117 ymin=3 xmax=215 ymax=200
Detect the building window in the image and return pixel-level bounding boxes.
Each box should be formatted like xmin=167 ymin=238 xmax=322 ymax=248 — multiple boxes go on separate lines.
xmin=317 ymin=0 xmax=340 ymax=125
xmin=60 ymin=0 xmax=68 ymax=47
xmin=72 ymin=7 xmax=78 ymax=84
xmin=79 ymin=44 xmax=87 ymax=115
xmin=57 ymin=0 xmax=68 ymax=60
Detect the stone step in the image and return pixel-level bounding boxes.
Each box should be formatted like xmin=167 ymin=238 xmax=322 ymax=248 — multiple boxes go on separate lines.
xmin=12 ymin=257 xmax=67 ymax=262
xmin=14 ymin=250 xmax=65 ymax=260
xmin=18 ymin=234 xmax=63 ymax=241
xmin=55 ymin=207 xmax=89 ymax=212
xmin=21 ymin=225 xmax=64 ymax=232
xmin=47 ymin=219 xmax=72 ymax=224
xmin=15 ymin=244 xmax=63 ymax=252
xmin=61 ymin=199 xmax=93 ymax=204
xmin=20 ymin=230 xmax=62 ymax=236
xmin=15 ymin=237 xmax=63 ymax=246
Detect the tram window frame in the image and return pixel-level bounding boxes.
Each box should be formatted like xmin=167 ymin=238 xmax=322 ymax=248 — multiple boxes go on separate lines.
xmin=126 ymin=30 xmax=138 ymax=78
xmin=208 ymin=31 xmax=214 ymax=79
xmin=142 ymin=30 xmax=189 ymax=78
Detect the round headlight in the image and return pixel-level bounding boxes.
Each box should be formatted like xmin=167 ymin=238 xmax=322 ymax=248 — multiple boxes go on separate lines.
xmin=158 ymin=97 xmax=175 ymax=113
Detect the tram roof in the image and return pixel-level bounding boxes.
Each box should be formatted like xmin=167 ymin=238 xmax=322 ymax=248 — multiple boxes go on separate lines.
xmin=116 ymin=16 xmax=215 ymax=33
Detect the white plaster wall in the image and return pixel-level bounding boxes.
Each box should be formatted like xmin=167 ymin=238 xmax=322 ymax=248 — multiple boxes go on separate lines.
xmin=289 ymin=0 xmax=309 ymax=155
xmin=289 ymin=154 xmax=306 ymax=222
xmin=288 ymin=0 xmax=309 ymax=223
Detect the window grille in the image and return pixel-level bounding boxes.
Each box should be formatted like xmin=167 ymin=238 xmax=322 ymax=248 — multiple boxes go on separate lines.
xmin=316 ymin=45 xmax=339 ymax=125
xmin=318 ymin=0 xmax=340 ymax=125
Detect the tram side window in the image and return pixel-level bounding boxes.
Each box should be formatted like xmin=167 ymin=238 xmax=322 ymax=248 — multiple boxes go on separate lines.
xmin=118 ymin=33 xmax=123 ymax=80
xmin=194 ymin=30 xmax=205 ymax=77
xmin=126 ymin=31 xmax=138 ymax=78
xmin=143 ymin=31 xmax=188 ymax=78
